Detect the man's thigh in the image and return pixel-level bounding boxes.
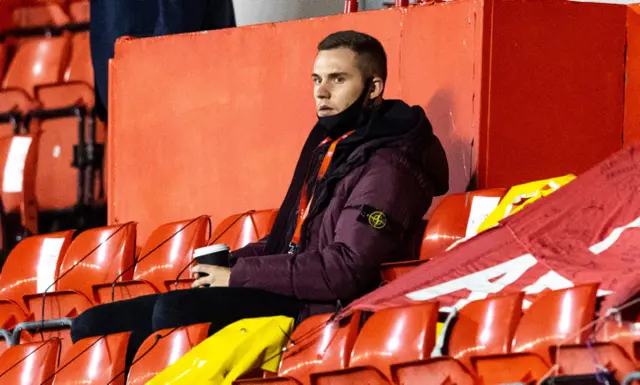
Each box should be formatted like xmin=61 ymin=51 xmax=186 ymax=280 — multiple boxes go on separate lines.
xmin=152 ymin=287 xmax=301 ymax=332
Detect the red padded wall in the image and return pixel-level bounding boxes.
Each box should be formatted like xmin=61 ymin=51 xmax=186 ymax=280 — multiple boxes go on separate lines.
xmin=108 ymin=3 xmax=482 ymax=241
xmin=478 ymin=1 xmax=626 ymax=188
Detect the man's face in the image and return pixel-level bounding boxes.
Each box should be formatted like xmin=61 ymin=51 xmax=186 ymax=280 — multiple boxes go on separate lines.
xmin=313 ymin=48 xmax=366 ymax=117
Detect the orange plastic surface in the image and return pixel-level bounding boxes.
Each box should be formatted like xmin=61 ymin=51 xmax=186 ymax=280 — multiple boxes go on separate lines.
xmin=312 ymin=302 xmax=438 ymax=384
xmin=211 ymin=209 xmax=278 ymax=249
xmin=0 ymin=339 xmax=60 ymax=385
xmin=624 ymin=5 xmax=640 ymax=146
xmin=52 ymin=332 xmax=131 ymax=385
xmin=391 ymin=356 xmax=476 ymax=385
xmin=2 ymin=35 xmax=71 ymax=97
xmin=126 ymin=323 xmax=210 ymax=385
xmin=0 ymin=231 xmax=74 ymax=307
xmin=68 ymin=0 xmax=89 ymax=23
xmin=11 ymin=4 xmax=69 ymax=28
xmin=95 ymin=217 xmax=209 ymax=302
xmin=450 ymin=292 xmax=523 ymax=366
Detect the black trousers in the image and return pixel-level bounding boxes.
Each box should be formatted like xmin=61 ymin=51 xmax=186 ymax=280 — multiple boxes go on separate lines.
xmin=71 ymin=287 xmax=301 ymax=370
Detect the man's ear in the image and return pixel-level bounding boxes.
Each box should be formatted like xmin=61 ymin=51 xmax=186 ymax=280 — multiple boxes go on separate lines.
xmin=369 ymin=76 xmax=385 ymax=100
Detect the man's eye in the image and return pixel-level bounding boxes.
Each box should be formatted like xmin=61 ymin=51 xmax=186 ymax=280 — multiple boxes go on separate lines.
xmin=334 ymin=77 xmax=345 ymax=84
xmin=313 ymin=78 xmax=321 ymax=85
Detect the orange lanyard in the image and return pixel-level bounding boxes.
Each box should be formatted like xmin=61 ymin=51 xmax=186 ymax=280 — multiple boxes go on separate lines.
xmin=290 ymin=131 xmax=354 ymax=250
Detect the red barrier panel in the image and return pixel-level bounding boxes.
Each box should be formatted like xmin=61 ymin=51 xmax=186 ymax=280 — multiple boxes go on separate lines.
xmin=478 ymin=1 xmax=626 ymax=188
xmin=624 ymin=5 xmax=640 ymax=146
xmin=108 ymin=3 xmax=481 ymax=240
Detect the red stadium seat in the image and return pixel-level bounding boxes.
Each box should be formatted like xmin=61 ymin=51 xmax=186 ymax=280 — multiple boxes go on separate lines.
xmin=68 ymin=1 xmax=90 ymax=24
xmin=472 ymin=284 xmax=599 ymax=385
xmin=11 ymin=3 xmax=70 ymax=28
xmin=170 ymin=210 xmax=277 ymax=290
xmin=18 ymin=223 xmax=136 ymax=356
xmin=50 ymin=332 xmax=130 ymax=385
xmin=380 ymin=188 xmax=507 ymax=282
xmin=211 ymin=209 xmax=278 ymax=249
xmin=95 ymin=216 xmax=210 ymax=303
xmin=0 ymin=35 xmax=71 ymax=138
xmin=0 ymin=134 xmax=40 ymax=238
xmin=34 ymin=31 xmax=96 ymax=213
xmin=126 ymin=323 xmax=210 ymax=385
xmin=0 ymin=338 xmax=60 ymax=385
xmin=390 ymin=292 xmax=523 ymax=385
xmin=236 ymin=313 xmax=361 ymax=385
xmin=550 ymin=318 xmax=640 ymax=383
xmin=0 ymin=230 xmax=73 ymax=329
xmin=311 ymin=302 xmax=439 ymax=385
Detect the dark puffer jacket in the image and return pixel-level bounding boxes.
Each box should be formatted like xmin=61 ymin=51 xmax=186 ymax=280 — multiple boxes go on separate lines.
xmin=229 ymin=100 xmax=449 ymax=317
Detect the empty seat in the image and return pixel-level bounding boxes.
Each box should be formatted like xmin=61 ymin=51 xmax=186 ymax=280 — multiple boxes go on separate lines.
xmin=95 ymin=216 xmax=210 ymax=303
xmin=236 ymin=313 xmax=361 ymax=385
xmin=50 ymin=332 xmax=131 ymax=385
xmin=16 ymin=223 xmax=136 ymax=357
xmin=311 ymin=302 xmax=439 ymax=385
xmin=472 ymin=284 xmax=599 ymax=385
xmin=0 ymin=134 xmax=40 ymax=239
xmin=33 ymin=31 xmax=101 ymax=215
xmin=211 ymin=209 xmax=278 ymax=249
xmin=380 ymin=188 xmax=507 ymax=282
xmin=0 ymin=34 xmax=71 ymax=137
xmin=390 ymin=292 xmax=524 ymax=385
xmin=126 ymin=323 xmax=210 ymax=385
xmin=0 ymin=230 xmax=74 ymax=329
xmin=11 ymin=4 xmax=70 ymax=29
xmin=552 ymin=318 xmax=640 ymax=383
xmin=0 ymin=338 xmax=60 ymax=385
xmin=0 ymin=44 xmax=6 ymax=85
xmin=69 ymin=1 xmax=90 ymax=24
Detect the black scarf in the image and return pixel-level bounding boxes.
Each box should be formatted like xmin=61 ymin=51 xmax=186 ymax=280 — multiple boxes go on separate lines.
xmin=265 ymin=84 xmax=374 ymax=254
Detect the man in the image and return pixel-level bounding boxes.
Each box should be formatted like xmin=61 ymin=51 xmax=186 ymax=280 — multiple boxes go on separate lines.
xmin=90 ymin=0 xmax=236 ymax=121
xmin=72 ymin=30 xmax=449 ymax=368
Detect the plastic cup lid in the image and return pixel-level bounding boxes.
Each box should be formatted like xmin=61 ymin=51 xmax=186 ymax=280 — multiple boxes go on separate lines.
xmin=193 ymin=243 xmax=230 ymax=258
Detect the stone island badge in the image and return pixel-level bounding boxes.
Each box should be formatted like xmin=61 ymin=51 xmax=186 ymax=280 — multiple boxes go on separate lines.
xmin=358 ymin=205 xmax=388 ymax=231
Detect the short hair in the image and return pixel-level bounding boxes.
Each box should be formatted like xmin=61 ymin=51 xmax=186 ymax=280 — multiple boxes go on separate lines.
xmin=318 ymin=30 xmax=388 ymax=82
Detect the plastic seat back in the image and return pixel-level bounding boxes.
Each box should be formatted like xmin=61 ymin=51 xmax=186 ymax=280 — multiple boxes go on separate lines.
xmin=0 ymin=44 xmax=6 ymax=85
xmin=211 ymin=209 xmax=278 ymax=249
xmin=0 ymin=338 xmax=60 ymax=385
xmin=0 ymin=230 xmax=74 ymax=305
xmin=313 ymin=302 xmax=439 ymax=385
xmin=512 ymin=283 xmax=599 ymax=363
xmin=0 ymin=135 xmax=38 ymax=217
xmin=97 ymin=217 xmax=210 ymax=302
xmin=421 ymin=188 xmax=506 ymax=259
xmin=51 ymin=332 xmax=130 ymax=385
xmin=134 ymin=217 xmax=210 ymax=286
xmin=58 ymin=223 xmax=137 ymax=295
xmin=450 ymin=292 xmax=524 ymax=364
xmin=126 ymin=323 xmax=210 ymax=385
xmin=24 ymin=223 xmax=137 ymax=323
xmin=12 ymin=4 xmax=70 ymax=28
xmin=1 ymin=35 xmax=71 ymax=99
xmin=69 ymin=1 xmax=90 ymax=24
xmin=64 ymin=31 xmax=93 ymax=86
xmin=278 ymin=313 xmax=361 ymax=385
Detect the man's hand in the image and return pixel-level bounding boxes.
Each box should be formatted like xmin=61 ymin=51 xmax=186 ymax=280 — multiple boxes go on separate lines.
xmin=191 ymin=264 xmax=231 ymax=288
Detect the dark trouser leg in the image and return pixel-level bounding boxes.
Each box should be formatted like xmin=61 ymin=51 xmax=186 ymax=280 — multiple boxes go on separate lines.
xmin=70 ymin=293 xmax=160 ymax=368
xmin=152 ymin=287 xmax=301 ymax=335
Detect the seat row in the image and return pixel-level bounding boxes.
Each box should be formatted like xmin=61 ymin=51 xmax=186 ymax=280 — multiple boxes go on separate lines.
xmin=6 ymin=1 xmax=88 ymax=32
xmin=0 ymin=209 xmax=277 ymax=357
xmin=0 ymin=186 xmax=510 ymax=357
xmin=0 ymin=284 xmax=638 ymax=384
xmin=0 ymin=28 xmax=104 ymax=240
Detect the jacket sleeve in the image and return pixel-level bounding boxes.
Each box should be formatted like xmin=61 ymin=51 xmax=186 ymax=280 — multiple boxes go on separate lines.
xmin=228 ymin=237 xmax=268 ymax=266
xmin=229 ymin=156 xmax=433 ymax=301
